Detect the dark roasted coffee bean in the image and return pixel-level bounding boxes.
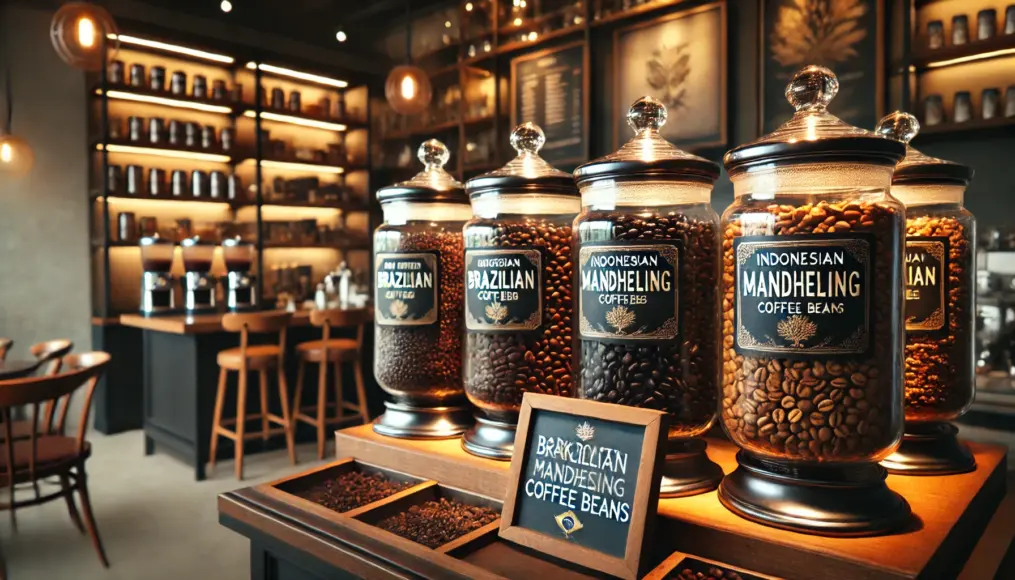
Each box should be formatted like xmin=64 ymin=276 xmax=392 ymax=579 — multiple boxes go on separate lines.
xmin=295 ymin=470 xmax=413 ymax=513
xmin=376 ymin=497 xmax=498 ymax=549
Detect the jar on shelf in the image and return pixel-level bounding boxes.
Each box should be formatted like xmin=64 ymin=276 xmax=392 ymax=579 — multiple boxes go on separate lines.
xmin=372 ymin=140 xmax=473 ymax=439
xmin=573 ymin=97 xmax=723 ymax=497
xmin=875 ymin=111 xmax=977 ymax=475
xmin=717 ymin=66 xmax=909 ymax=536
xmin=461 ymin=123 xmax=579 ymax=460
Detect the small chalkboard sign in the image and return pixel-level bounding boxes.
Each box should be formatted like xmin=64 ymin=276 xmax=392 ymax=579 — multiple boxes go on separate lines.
xmin=499 ymin=393 xmax=668 ymax=580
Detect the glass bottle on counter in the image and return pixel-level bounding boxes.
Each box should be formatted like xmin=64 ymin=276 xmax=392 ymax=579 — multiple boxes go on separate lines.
xmin=461 ymin=123 xmax=579 ymax=459
xmin=573 ymin=96 xmax=724 ymax=497
xmin=372 ymin=140 xmax=473 ymax=439
xmin=875 ymin=111 xmax=977 ymax=475
xmin=717 ymin=66 xmax=909 ymax=536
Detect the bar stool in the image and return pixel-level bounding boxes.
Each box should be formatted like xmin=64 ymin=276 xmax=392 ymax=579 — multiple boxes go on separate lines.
xmin=293 ymin=308 xmax=372 ymax=459
xmin=209 ymin=311 xmax=296 ymax=480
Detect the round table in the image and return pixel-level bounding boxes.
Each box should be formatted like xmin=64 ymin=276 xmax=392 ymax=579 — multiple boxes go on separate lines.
xmin=0 ymin=359 xmax=41 ymax=380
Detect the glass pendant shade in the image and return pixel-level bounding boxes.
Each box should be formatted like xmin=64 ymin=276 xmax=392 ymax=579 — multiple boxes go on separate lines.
xmin=385 ymin=64 xmax=432 ymax=116
xmin=0 ymin=134 xmax=34 ymax=176
xmin=50 ymin=2 xmax=118 ymax=71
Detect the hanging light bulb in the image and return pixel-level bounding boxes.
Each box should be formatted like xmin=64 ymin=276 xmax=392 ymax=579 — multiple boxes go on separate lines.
xmin=50 ymin=2 xmax=118 ymax=71
xmin=384 ymin=2 xmax=432 ymax=116
xmin=0 ymin=134 xmax=34 ymax=176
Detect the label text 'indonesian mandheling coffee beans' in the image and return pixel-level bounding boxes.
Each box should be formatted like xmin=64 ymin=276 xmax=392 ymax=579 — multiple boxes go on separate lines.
xmin=721 ymin=200 xmax=904 ymax=461
xmin=464 ymin=221 xmax=575 ymax=414
xmin=375 ymin=230 xmax=465 ymax=403
xmin=904 ymin=216 xmax=974 ymax=421
xmin=577 ymin=214 xmax=720 ymax=436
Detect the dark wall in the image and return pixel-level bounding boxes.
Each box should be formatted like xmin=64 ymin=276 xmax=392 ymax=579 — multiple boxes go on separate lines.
xmin=919 ymin=136 xmax=1015 ymax=229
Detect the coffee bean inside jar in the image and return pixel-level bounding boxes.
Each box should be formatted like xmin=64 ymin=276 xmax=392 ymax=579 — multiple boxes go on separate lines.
xmin=717 ymin=66 xmax=910 ymax=536
xmin=372 ymin=140 xmax=473 ymax=440
xmin=461 ymin=123 xmax=579 ymax=460
xmin=876 ymin=111 xmax=977 ymax=475
xmin=574 ymin=97 xmax=724 ymax=497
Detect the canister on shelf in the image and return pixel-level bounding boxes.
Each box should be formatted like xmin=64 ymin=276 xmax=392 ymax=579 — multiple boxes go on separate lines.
xmin=289 ymin=91 xmax=301 ymax=112
xmin=978 ymin=9 xmax=997 ymax=40
xmin=372 ymin=140 xmax=473 ymax=440
xmin=271 ymin=87 xmax=285 ymax=110
xmin=220 ymin=127 xmax=233 ymax=151
xmin=927 ymin=21 xmax=944 ymax=49
xmin=184 ymin=122 xmax=199 ymax=148
xmin=108 ymin=116 xmax=124 ymax=140
xmin=717 ymin=66 xmax=909 ymax=536
xmin=170 ymin=71 xmax=186 ymax=95
xmin=168 ymin=120 xmax=182 ymax=145
xmin=148 ymin=168 xmax=167 ymax=196
xmin=108 ymin=60 xmax=124 ymax=84
xmin=924 ymin=94 xmax=944 ymax=126
xmin=460 ymin=124 xmax=580 ymax=460
xmin=201 ymin=126 xmax=216 ymax=150
xmin=191 ymin=170 xmax=209 ymax=197
xmin=954 ymin=91 xmax=973 ymax=123
xmin=209 ymin=171 xmax=226 ymax=199
xmin=148 ymin=118 xmax=165 ymax=144
xmin=129 ymin=63 xmax=145 ymax=87
xmin=149 ymin=66 xmax=166 ymax=92
xmin=212 ymin=79 xmax=227 ymax=101
xmin=117 ymin=212 xmax=136 ymax=243
xmin=126 ymin=165 xmax=144 ymax=195
xmin=192 ymin=75 xmax=208 ymax=99
xmin=171 ymin=170 xmax=187 ymax=197
xmin=982 ymin=88 xmax=1000 ymax=119
xmin=128 ymin=116 xmax=144 ymax=142
xmin=875 ymin=111 xmax=977 ymax=475
xmin=1006 ymin=85 xmax=1015 ymax=117
xmin=1006 ymin=5 xmax=1015 ymax=35
xmin=574 ymin=98 xmax=724 ymax=496
xmin=227 ymin=174 xmax=243 ymax=201
xmin=107 ymin=164 xmax=122 ymax=194
xmin=952 ymin=14 xmax=969 ymax=45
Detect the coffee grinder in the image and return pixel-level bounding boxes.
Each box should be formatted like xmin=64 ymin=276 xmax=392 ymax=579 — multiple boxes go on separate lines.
xmin=222 ymin=238 xmax=257 ymax=311
xmin=180 ymin=237 xmax=217 ymax=313
xmin=139 ymin=236 xmax=176 ymax=316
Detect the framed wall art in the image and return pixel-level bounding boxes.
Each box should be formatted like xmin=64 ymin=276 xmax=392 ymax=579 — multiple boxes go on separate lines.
xmin=760 ymin=0 xmax=884 ymax=133
xmin=612 ymin=1 xmax=727 ymax=149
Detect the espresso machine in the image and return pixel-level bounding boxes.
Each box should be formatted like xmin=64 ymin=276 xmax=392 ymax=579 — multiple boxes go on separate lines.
xmin=180 ymin=237 xmax=217 ymax=313
xmin=222 ymin=238 xmax=257 ymax=311
xmin=139 ymin=236 xmax=176 ymax=316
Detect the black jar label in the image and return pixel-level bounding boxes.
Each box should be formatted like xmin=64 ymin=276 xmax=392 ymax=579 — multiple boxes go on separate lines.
xmin=733 ymin=234 xmax=874 ymax=357
xmin=905 ymin=237 xmax=948 ymax=332
xmin=465 ymin=248 xmax=542 ymax=331
xmin=374 ymin=252 xmax=439 ymax=326
xmin=578 ymin=242 xmax=680 ymax=342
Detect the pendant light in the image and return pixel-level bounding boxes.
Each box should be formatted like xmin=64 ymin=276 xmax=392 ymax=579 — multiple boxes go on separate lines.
xmin=384 ymin=0 xmax=432 ymax=116
xmin=0 ymin=68 xmax=33 ymax=176
xmin=50 ymin=2 xmax=118 ymax=71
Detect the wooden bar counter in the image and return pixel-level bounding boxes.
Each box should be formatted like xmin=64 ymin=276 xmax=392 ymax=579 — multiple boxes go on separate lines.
xmin=121 ymin=309 xmax=367 ymax=480
xmin=218 ymin=423 xmax=1015 ymax=580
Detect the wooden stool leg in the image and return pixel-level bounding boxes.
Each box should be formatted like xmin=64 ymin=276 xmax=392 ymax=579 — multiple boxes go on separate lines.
xmin=316 ymin=360 xmax=327 ymax=460
xmin=354 ymin=358 xmax=370 ymax=424
xmin=293 ymin=358 xmax=306 ymax=428
xmin=209 ymin=368 xmax=228 ymax=471
xmin=259 ymin=370 xmax=270 ymax=441
xmin=277 ymin=366 xmax=297 ymax=465
xmin=76 ymin=465 xmax=109 ymax=567
xmin=235 ymin=366 xmax=247 ymax=480
xmin=333 ymin=361 xmax=344 ymax=421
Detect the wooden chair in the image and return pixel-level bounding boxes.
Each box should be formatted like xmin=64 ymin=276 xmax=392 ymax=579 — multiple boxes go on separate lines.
xmin=0 ymin=339 xmax=12 ymax=362
xmin=293 ymin=308 xmax=372 ymax=460
xmin=209 ymin=311 xmax=296 ymax=480
xmin=0 ymin=352 xmax=111 ymax=568
xmin=30 ymin=339 xmax=74 ymax=376
xmin=0 ymin=340 xmax=74 ymax=444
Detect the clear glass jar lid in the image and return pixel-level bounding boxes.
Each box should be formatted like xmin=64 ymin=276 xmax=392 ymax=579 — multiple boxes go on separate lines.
xmin=875 ymin=111 xmax=973 ymax=186
xmin=724 ymin=66 xmax=905 ymax=173
xmin=574 ymin=96 xmax=719 ymax=186
xmin=465 ymin=123 xmax=578 ymax=198
xmin=376 ymin=139 xmax=468 ymax=204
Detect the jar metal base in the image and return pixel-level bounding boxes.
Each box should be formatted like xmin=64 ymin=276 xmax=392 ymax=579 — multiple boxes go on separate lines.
xmin=881 ymin=422 xmax=975 ymax=475
xmin=659 ymin=438 xmax=724 ymax=498
xmin=372 ymin=401 xmax=473 ymax=440
xmin=718 ymin=451 xmax=911 ymax=537
xmin=461 ymin=416 xmax=517 ymax=461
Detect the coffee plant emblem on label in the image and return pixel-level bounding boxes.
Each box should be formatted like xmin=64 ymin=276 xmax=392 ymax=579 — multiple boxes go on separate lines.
xmin=465 ymin=249 xmax=543 ymax=331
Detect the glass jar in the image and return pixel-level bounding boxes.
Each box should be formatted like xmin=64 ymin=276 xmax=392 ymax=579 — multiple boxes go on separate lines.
xmin=372 ymin=140 xmax=473 ymax=439
xmin=875 ymin=111 xmax=977 ymax=475
xmin=573 ymin=97 xmax=724 ymax=497
xmin=461 ymin=123 xmax=579 ymax=459
xmin=717 ymin=66 xmax=910 ymax=536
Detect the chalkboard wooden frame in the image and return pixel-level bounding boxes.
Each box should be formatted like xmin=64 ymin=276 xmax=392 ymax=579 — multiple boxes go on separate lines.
xmin=499 ymin=393 xmax=668 ymax=580
xmin=509 ymin=40 xmax=590 ymax=166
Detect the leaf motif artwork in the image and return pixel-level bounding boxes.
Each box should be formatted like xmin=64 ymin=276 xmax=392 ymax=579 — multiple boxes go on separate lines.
xmin=770 ymin=0 xmax=868 ymax=67
xmin=646 ymin=43 xmax=691 ymax=111
xmin=605 ymin=305 xmax=636 ymax=333
xmin=389 ymin=299 xmax=409 ymax=319
xmin=777 ymin=315 xmax=818 ymax=347
xmin=486 ymin=301 xmax=508 ymax=322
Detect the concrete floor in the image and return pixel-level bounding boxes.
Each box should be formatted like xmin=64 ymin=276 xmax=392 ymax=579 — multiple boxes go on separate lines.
xmin=1 ymin=430 xmax=329 ymax=580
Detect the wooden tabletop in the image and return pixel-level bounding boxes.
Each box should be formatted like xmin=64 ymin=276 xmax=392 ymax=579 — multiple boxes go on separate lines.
xmin=119 ymin=309 xmax=321 ymax=334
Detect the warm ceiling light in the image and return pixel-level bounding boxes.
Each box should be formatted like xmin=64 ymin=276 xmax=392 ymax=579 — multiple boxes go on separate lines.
xmin=465 ymin=2 xmax=473 ymax=10
xmin=0 ymin=135 xmax=34 ymax=176
xmin=99 ymin=89 xmax=233 ymax=113
xmin=244 ymin=159 xmax=345 ymax=174
xmin=242 ymin=110 xmax=347 ymax=131
xmin=50 ymin=2 xmax=118 ymax=71
xmin=924 ymin=48 xmax=1015 ymax=69
xmin=96 ymin=143 xmax=231 ymax=163
xmin=220 ymin=0 xmax=233 ymax=13
xmin=109 ymin=34 xmax=234 ymax=64
xmin=245 ymin=62 xmax=348 ymax=88
xmin=445 ymin=21 xmax=452 ymax=28
xmin=336 ymin=30 xmax=347 ymax=42
xmin=513 ymin=17 xmax=522 ymax=26
xmin=528 ymin=31 xmax=537 ymax=41
xmin=385 ymin=65 xmax=432 ymax=115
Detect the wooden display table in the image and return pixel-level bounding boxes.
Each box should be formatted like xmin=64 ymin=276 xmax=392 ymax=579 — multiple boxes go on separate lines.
xmin=218 ymin=424 xmax=1014 ymax=580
